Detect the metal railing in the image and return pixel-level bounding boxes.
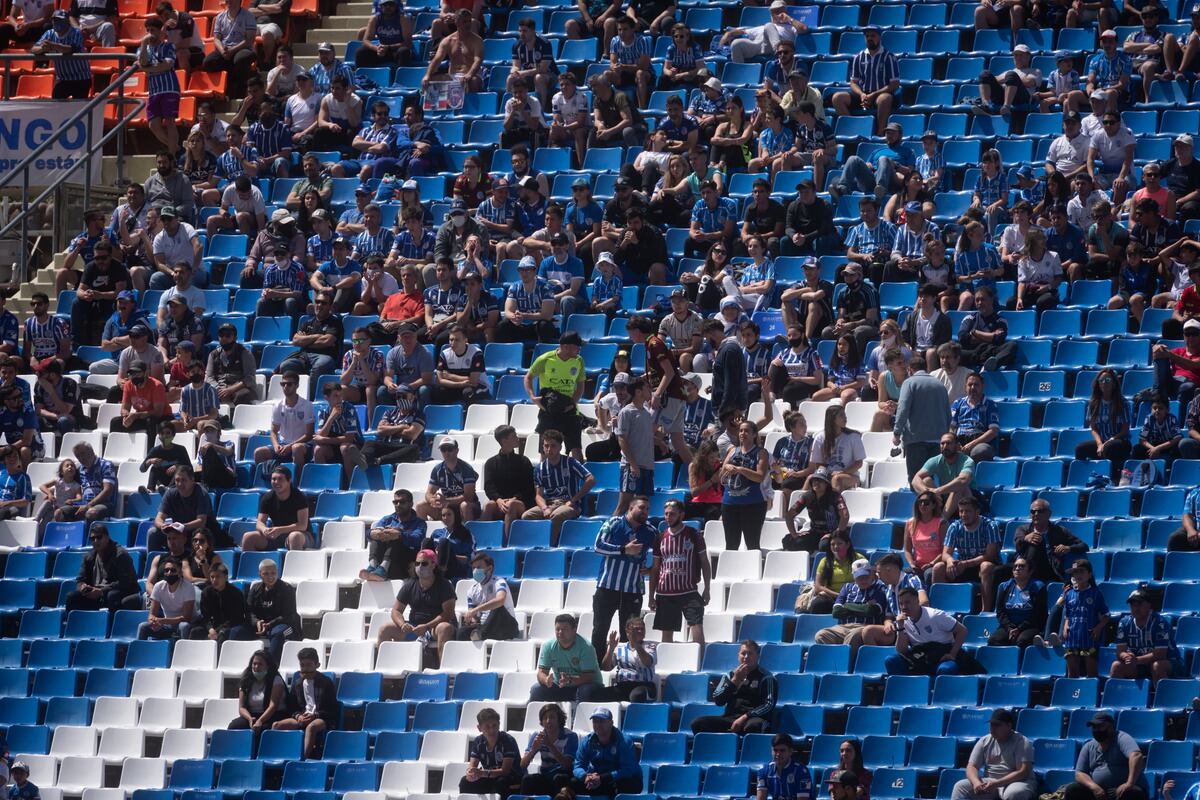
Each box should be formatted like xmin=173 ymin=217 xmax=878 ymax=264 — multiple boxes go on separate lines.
xmin=0 ymin=52 xmax=144 ymax=285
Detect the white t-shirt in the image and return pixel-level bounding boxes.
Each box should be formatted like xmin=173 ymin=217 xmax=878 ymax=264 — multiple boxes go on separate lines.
xmin=285 ymin=92 xmax=322 ymax=133
xmin=1018 ymin=251 xmax=1063 ymax=286
xmin=808 ymin=430 xmax=866 ymax=473
xmin=1046 ymin=132 xmax=1089 ymax=175
xmin=149 ymin=579 xmax=197 ymax=620
xmin=1081 ymin=113 xmax=1105 ymax=138
xmin=931 ymin=366 xmax=969 ymax=403
xmin=552 ymin=90 xmax=591 ymax=126
xmin=15 ymin=0 xmax=54 ymax=23
xmin=268 ymin=63 xmax=306 ymax=96
xmin=153 ymin=223 xmax=199 ymax=269
xmin=1090 ymin=127 xmax=1135 ymax=171
xmin=900 ymin=605 xmax=959 ymax=645
xmin=999 ymin=224 xmax=1028 ymax=256
xmin=273 ymin=397 xmax=316 ymax=445
xmin=221 ymin=184 xmax=267 ymax=217
xmin=1067 ymin=189 xmax=1109 ymax=232
xmin=158 ymin=284 xmax=205 ymax=313
xmin=466 ymin=575 xmax=514 ymax=624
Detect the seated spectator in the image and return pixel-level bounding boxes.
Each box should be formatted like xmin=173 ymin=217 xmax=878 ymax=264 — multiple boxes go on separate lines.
xmin=954 ymin=222 xmax=1001 ymax=310
xmin=243 ymin=467 xmax=311 ymax=552
xmin=783 ymin=465 xmax=848 ymax=553
xmin=753 ymin=734 xmax=813 ymax=800
xmin=479 ymin=425 xmax=535 ymax=537
xmin=1154 ymin=319 xmax=1200 ymax=413
xmin=1074 ymin=368 xmax=1132 ymax=483
xmin=931 ymin=342 xmax=970 ymax=404
xmin=195 ymin=419 xmax=237 ymax=490
xmin=885 ymin=588 xmax=969 ymax=676
xmin=501 ymin=77 xmax=547 ymax=150
xmin=1014 ymin=498 xmax=1090 ymax=590
xmin=148 ymin=459 xmax=213 ymax=549
xmin=427 ymin=504 xmax=473 ymax=581
xmin=594 ymin=616 xmax=657 ymax=703
xmin=71 ymin=240 xmax=129 ymax=348
xmin=421 ymin=9 xmax=484 ymax=92
xmin=192 ymin=560 xmax=252 ymax=643
xmin=138 ymin=556 xmax=197 ymax=640
xmin=933 ymin=495 xmax=1000 ymax=611
xmin=1110 ymin=587 xmax=1184 ymax=684
xmin=1011 ymin=228 xmax=1064 ymax=312
xmin=950 ymin=708 xmax=1036 ymax=800
xmin=178 ymin=359 xmax=220 ymax=433
xmin=459 ymin=707 xmax=523 ymax=798
xmin=904 ymin=491 xmax=949 ymax=584
xmin=255 ymin=247 xmax=307 ymax=317
xmin=798 ymin=534 xmax=866 ymax=614
xmin=530 ymin=613 xmax=602 ymax=702
xmin=313 ymin=382 xmax=367 ymax=481
xmin=416 ymin=438 xmax=480 ymax=522
xmin=459 ymin=552 xmax=518 ymax=641
xmin=56 ymin=442 xmax=117 ymax=524
xmin=815 ymin=560 xmax=890 ymax=650
xmin=912 ymin=433 xmax=977 ymax=521
xmin=247 ymin=559 xmax=301 ymax=664
xmin=272 ymin=646 xmax=336 ymax=760
xmin=58 ymin=209 xmax=118 ymax=296
xmin=1135 ymin=394 xmax=1182 ymax=461
xmin=830 ymin=122 xmax=911 ymax=206
xmin=904 ymin=286 xmax=952 ymax=372
xmin=207 ymin=322 xmax=259 ymax=407
xmin=376 ymin=547 xmax=457 ymax=663
xmin=811 ymin=334 xmax=866 ymax=403
xmin=146 ymin=525 xmax=192 ymax=593
xmin=229 ymin=650 xmax=287 ymax=735
xmin=497 ymin=257 xmax=557 ymax=344
xmin=820 ymin=262 xmax=879 ymax=357
xmin=989 ymin=558 xmax=1048 ymax=648
xmin=808 ymin=405 xmax=865 ymax=492
xmin=690 ymin=640 xmax=776 ymax=734
xmin=1073 ymin=712 xmax=1148 ymax=800
xmin=35 ymin=459 xmax=82 ymax=532
xmin=519 ymin=704 xmax=578 ymax=798
xmin=571 ymin=707 xmax=642 ymax=800
xmin=950 ymin=372 xmax=1000 ymax=462
xmin=958 ymin=286 xmax=1017 ymax=371
xmin=522 ymin=429 xmax=594 ymax=543
xmin=360 ymin=489 xmax=427 ymax=582
xmin=310 ymin=238 xmax=361 ymax=314
xmin=355 ymin=0 xmax=412 ymax=68
xmin=65 ymin=523 xmax=141 ymax=612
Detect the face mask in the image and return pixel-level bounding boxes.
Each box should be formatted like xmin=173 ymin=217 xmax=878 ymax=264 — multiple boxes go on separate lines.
xmin=452 ymin=216 xmax=466 ymax=228
xmin=416 ymin=564 xmax=433 ymax=577
xmin=132 ymin=375 xmax=146 ymax=386
xmin=191 ymin=374 xmax=204 ymax=385
xmin=164 ymin=573 xmax=180 ymax=585
xmin=1092 ymin=729 xmax=1110 ymax=743
xmin=788 ymin=337 xmax=804 ymax=347
xmin=472 ymin=568 xmax=487 ymax=583
xmin=252 ymin=669 xmax=268 ymax=680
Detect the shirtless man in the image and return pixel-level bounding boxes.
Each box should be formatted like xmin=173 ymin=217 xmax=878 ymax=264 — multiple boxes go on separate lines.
xmin=421 ymin=8 xmax=484 ymax=92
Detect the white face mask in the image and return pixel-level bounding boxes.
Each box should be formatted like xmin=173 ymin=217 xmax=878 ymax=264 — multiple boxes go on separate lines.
xmin=452 ymin=216 xmax=466 ymax=228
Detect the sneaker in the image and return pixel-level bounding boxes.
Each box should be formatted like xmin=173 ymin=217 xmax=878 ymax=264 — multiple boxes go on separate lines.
xmin=967 ymin=97 xmax=990 ymax=116
xmin=984 ymin=356 xmax=999 ymax=372
xmin=828 ymin=184 xmax=843 ymax=204
xmin=1032 ymin=635 xmax=1046 ymax=647
xmin=1000 ymin=105 xmax=1012 ymax=121
xmin=1046 ymin=632 xmax=1061 ymax=648
xmin=873 ymin=184 xmax=889 ymax=204
xmin=358 ymin=565 xmax=387 ymax=583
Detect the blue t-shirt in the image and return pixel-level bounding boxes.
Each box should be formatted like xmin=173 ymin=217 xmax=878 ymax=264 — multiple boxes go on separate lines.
xmin=756 ymin=759 xmax=813 ymax=800
xmin=1062 ymin=584 xmax=1109 ymax=649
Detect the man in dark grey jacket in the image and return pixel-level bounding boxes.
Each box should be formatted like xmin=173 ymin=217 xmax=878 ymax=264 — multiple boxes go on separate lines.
xmin=894 ymin=355 xmax=951 ymax=482
xmin=66 ymin=523 xmax=142 ymax=611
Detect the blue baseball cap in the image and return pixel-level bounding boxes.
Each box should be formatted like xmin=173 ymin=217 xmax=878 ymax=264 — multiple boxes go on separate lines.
xmin=590 ymin=708 xmax=613 ymax=721
xmin=904 ymin=201 xmax=923 ymax=214
xmin=355 ymin=184 xmax=372 ymax=195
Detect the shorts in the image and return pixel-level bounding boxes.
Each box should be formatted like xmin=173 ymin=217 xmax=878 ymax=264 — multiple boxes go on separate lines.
xmin=619 ymin=463 xmax=655 ymax=495
xmin=256 ymin=21 xmax=283 ymax=38
xmin=953 ymin=565 xmax=982 ymax=585
xmin=1133 ymin=658 xmax=1187 ymax=679
xmin=654 ymin=591 xmax=705 ymax=631
xmin=656 ymin=397 xmax=685 ymax=435
xmin=1066 ymin=647 xmax=1099 ymax=658
xmin=148 ymin=92 xmax=180 ymax=121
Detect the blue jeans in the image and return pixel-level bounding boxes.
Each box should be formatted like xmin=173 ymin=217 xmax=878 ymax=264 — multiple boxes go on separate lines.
xmin=836 ymin=155 xmax=896 ymax=196
xmin=1155 ymin=358 xmax=1197 ymax=411
xmin=138 ymin=620 xmax=191 ymax=640
xmin=262 ymin=622 xmax=292 ymax=665
xmin=560 ymin=294 xmax=583 ymax=333
xmin=885 ymin=653 xmax=961 ymax=676
xmin=280 ymin=352 xmax=337 ymax=381
xmin=149 ymin=270 xmax=209 ymax=290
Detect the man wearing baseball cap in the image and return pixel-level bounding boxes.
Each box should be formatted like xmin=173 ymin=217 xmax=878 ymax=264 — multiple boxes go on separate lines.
xmin=974 ymin=44 xmax=1041 ymax=120
xmin=719 ymin=0 xmax=808 ymax=65
xmin=1161 ymin=134 xmax=1200 ymax=222
xmin=830 ymin=120 xmax=912 ymax=207
xmin=310 ymin=41 xmax=355 ymax=95
xmin=1076 ymin=712 xmax=1149 ymax=800
xmin=949 ymin=708 xmax=1036 ymax=800
xmin=1110 ymin=588 xmax=1185 ymax=684
xmin=570 ymin=705 xmax=642 ymax=798
xmin=1086 ymin=29 xmax=1132 ymax=112
xmin=783 ymin=178 xmax=838 ymax=257
xmin=832 ymin=25 xmax=900 ymax=135
xmin=496 ymin=255 xmax=557 ymax=344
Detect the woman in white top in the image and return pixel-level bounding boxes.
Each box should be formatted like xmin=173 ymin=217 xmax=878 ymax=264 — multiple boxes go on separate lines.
xmin=809 ymin=405 xmax=865 ymax=491
xmin=231 ymin=650 xmax=288 ymax=735
xmin=137 ymin=556 xmax=198 ymax=640
xmin=999 ymin=200 xmax=1035 ymax=272
xmin=1013 ymin=227 xmax=1063 ymax=312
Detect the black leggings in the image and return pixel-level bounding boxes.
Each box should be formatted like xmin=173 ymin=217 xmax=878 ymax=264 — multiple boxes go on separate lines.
xmin=988 ymin=625 xmax=1042 ymax=648
xmin=769 ymin=363 xmax=818 ymax=407
xmin=721 ymin=501 xmax=767 ymax=551
xmin=1074 ymin=438 xmax=1133 ymax=483
xmin=690 ymin=714 xmax=770 ymax=735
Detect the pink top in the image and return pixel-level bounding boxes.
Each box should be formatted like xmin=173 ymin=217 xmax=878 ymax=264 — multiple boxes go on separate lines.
xmin=910 ymin=517 xmax=944 ymax=569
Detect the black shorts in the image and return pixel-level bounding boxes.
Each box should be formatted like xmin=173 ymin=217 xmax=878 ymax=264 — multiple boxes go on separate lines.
xmin=654 ymin=592 xmax=704 ymax=631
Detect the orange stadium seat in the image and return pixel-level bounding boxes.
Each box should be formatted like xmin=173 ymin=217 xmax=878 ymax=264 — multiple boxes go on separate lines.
xmin=12 ymin=74 xmax=56 ymax=99
xmin=118 ymin=17 xmax=148 ymax=47
xmin=185 ymin=68 xmax=226 ymax=100
xmin=88 ymin=46 xmax=128 ymax=74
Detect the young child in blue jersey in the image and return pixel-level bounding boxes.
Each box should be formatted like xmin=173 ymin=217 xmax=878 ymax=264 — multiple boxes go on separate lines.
xmin=7 ymin=761 xmax=38 ymax=800
xmin=1050 ymin=558 xmax=1109 ymax=678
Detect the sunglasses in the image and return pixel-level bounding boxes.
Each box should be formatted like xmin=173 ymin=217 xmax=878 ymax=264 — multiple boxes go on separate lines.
xmin=281 ymin=381 xmax=298 ymax=387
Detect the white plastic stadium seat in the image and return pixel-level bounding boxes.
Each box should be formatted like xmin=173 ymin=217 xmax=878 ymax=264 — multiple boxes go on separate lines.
xmin=231 ymin=403 xmax=275 ymax=437
xmin=91 ymin=697 xmax=139 ymax=731
xmin=393 ymin=462 xmax=434 ymax=492
xmin=488 ymin=640 xmax=536 ymax=673
xmin=843 ymin=401 xmax=877 ymax=432
xmin=562 ymin=579 xmax=596 ymax=614
xmin=703 ymin=520 xmax=726 ymax=554
xmin=0 ymin=518 xmax=38 ymax=552
xmin=498 ymin=672 xmax=538 ymax=702
xmin=295 ymin=579 xmax=338 ymax=617
xmin=217 ymin=639 xmax=261 ymax=676
xmin=321 ymin=521 xmax=366 ymax=550
xmin=379 ymin=762 xmax=428 ymax=798
xmin=55 ymin=756 xmax=104 ymax=794
xmin=116 ymin=462 xmax=148 ymax=495
xmin=327 ymin=640 xmax=375 ymax=673
xmin=118 ymin=757 xmax=167 ymax=791
xmin=374 ymin=641 xmax=423 ymax=677
xmin=130 ymin=668 xmax=177 ymax=700
xmin=509 ymin=404 xmax=539 ymax=436
xmin=713 ymin=550 xmax=762 ymax=582
xmin=870 ymin=460 xmax=910 ymax=491
xmin=97 ymin=728 xmax=145 ymax=765
xmin=862 ymin=432 xmax=899 ymax=464
xmin=700 ymin=613 xmax=737 ymax=643
xmin=49 ymin=726 xmax=97 ymax=758
xmin=319 ymin=610 xmax=366 ymax=642
xmin=724 ymin=581 xmax=774 ymax=617
xmin=762 ymin=551 xmax=810 ymax=587
xmin=359 ymin=580 xmax=403 ymax=610
xmin=137 ymin=698 xmax=185 ymax=735
xmin=199 ymin=698 xmax=240 ymax=732
xmin=170 ymin=639 xmax=217 ymax=671
xmin=440 ymin=763 xmax=469 ymax=791
xmin=655 ymin=642 xmax=701 ymax=675
xmin=357 ymin=491 xmax=395 ymax=520
xmin=416 ymin=730 xmax=468 ymax=766
xmin=82 ymin=791 xmax=125 ymax=800
xmin=177 ymin=669 xmax=223 ymax=706
xmin=280 ymin=640 xmax=327 ymax=674
xmin=102 ymin=432 xmax=148 ymax=463
xmin=329 ymin=550 xmax=371 ymax=585
xmin=283 ymin=550 xmax=329 ymax=581
xmin=520 ymin=701 xmax=567 ymax=733
xmin=433 ymin=640 xmax=487 ymax=673
xmin=514 ymin=579 xmax=563 ymax=614
xmin=571 ymin=703 xmax=621 ymax=733
xmin=843 ymin=489 xmax=884 ymax=522
xmin=457 ymin=404 xmax=509 ymax=435
xmin=159 ymin=728 xmax=206 ymax=760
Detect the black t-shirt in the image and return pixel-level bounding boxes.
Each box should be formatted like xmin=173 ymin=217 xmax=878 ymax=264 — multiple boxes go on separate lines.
xmin=469 ymin=732 xmax=521 ymax=770
xmin=259 ymin=488 xmax=309 ymax=526
xmin=300 ymin=314 xmax=344 ymax=359
xmin=160 ymin=483 xmax=214 ymax=524
xmin=743 ymin=200 xmax=786 ymax=237
xmin=1162 ymin=157 xmax=1200 ymax=199
xmin=396 ymin=576 xmax=456 ymax=625
xmin=81 ymin=259 xmax=131 ymax=294
xmin=148 ymin=443 xmax=192 ymax=472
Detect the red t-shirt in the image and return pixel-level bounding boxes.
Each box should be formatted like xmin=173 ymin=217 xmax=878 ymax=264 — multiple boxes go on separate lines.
xmin=1171 ymin=345 xmax=1200 ymax=383
xmin=123 ymin=376 xmax=168 ymax=415
xmin=381 ymin=290 xmax=425 ymax=322
xmin=1176 ymin=287 xmax=1200 ymax=320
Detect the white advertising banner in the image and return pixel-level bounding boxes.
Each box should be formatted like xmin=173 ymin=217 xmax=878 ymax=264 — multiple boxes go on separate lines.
xmin=0 ymin=101 xmax=105 ymax=187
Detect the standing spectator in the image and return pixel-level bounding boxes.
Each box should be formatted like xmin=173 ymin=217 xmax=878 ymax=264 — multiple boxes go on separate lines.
xmin=1110 ymin=588 xmax=1184 ymax=683
xmin=1073 ymin=713 xmax=1148 ymax=800
xmin=531 ymin=613 xmax=602 ymax=702
xmin=649 ymin=498 xmax=711 ymax=647
xmin=246 ymin=559 xmax=300 ymax=664
xmin=894 ymin=355 xmax=952 ymax=481
xmin=989 ymin=558 xmax=1048 ymax=648
xmin=458 ymin=553 xmax=518 ymax=642
xmin=273 ymin=648 xmax=336 ymax=759
xmin=203 ymin=0 xmax=258 ymax=96
xmin=526 ymin=333 xmax=587 ymax=460
xmin=242 ymin=467 xmax=311 ymax=552
xmin=933 ymin=495 xmax=1002 ymax=612
xmin=65 ymin=523 xmax=140 ymax=612
xmin=481 ymin=425 xmax=536 ymax=538
xmin=699 ymin=318 xmax=748 ymax=416
xmin=885 ymin=588 xmax=969 ymax=676
xmin=458 ymin=707 xmax=522 ymax=798
xmin=523 ymin=429 xmax=594 ymax=543
xmin=591 ymin=496 xmax=656 ymax=659
xmin=1075 ymin=367 xmax=1133 ymax=483
xmin=950 ymin=709 xmax=1036 ymax=800
xmin=911 ymin=433 xmax=977 ymax=521
xmin=375 ymin=548 xmax=457 ymax=664
xmin=360 ymin=489 xmax=427 ymax=584
xmin=721 ymin=420 xmax=770 ymax=550
xmin=614 ymin=378 xmax=656 ymax=513
xmin=1044 ymin=559 xmax=1110 ymax=678
xmin=690 ymin=640 xmax=777 ymax=734
xmin=139 ymin=21 xmax=181 ymax=155
xmin=32 ymin=11 xmax=91 ymax=100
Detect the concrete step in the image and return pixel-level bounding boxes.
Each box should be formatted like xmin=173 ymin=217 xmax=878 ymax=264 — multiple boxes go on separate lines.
xmin=304 ymin=24 xmax=366 ymax=42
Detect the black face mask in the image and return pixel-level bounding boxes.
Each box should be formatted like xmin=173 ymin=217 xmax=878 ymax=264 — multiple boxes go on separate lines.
xmin=1092 ymin=728 xmax=1111 ymax=743
xmin=191 ymin=374 xmax=205 ymax=385
xmin=788 ymin=337 xmax=804 ymax=347
xmin=131 ymin=375 xmax=146 ymax=386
